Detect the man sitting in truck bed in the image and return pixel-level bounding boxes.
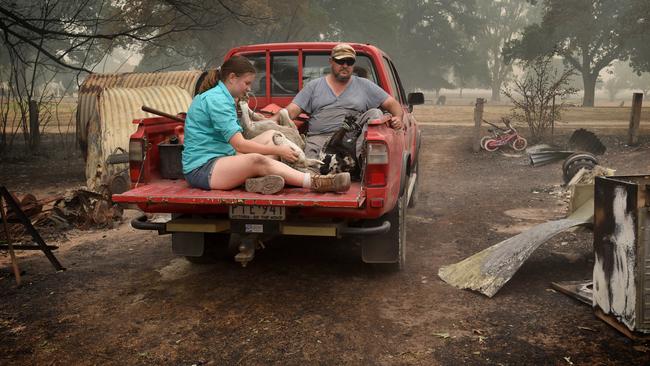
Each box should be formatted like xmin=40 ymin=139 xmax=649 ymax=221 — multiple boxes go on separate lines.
xmin=273 ymin=43 xmax=404 ymax=168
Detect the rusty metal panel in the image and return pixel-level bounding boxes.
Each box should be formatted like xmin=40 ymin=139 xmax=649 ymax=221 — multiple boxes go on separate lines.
xmin=86 ymin=85 xmax=192 ymax=191
xmin=76 ymin=71 xmax=203 ymax=151
xmin=593 ymin=175 xmax=650 ymax=333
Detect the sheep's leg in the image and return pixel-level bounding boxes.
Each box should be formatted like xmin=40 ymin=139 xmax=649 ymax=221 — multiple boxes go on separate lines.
xmin=305 ymin=158 xmax=324 ymax=167
xmin=238 ymin=101 xmax=254 ymax=132
xmin=251 ymin=111 xmax=265 ymax=121
xmin=278 ymin=108 xmax=298 ymax=130
xmin=271 ymin=132 xmax=285 ymax=146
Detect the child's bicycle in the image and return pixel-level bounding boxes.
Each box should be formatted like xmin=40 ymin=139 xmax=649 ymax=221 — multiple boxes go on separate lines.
xmin=480 ymin=118 xmax=528 ymax=152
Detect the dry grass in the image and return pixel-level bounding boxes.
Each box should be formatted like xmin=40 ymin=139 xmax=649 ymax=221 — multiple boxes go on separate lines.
xmin=1 ymin=100 xmax=77 ymax=134
xmin=413 ymin=104 xmax=650 ymax=129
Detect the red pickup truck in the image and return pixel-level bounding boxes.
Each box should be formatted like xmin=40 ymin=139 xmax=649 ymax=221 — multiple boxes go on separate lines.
xmin=112 ymin=42 xmax=423 ymax=269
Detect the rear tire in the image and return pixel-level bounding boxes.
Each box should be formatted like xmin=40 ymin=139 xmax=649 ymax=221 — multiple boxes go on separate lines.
xmin=562 ymin=152 xmax=598 ymax=184
xmin=480 ymin=136 xmax=491 ymax=150
xmin=484 ymin=139 xmax=499 ymax=152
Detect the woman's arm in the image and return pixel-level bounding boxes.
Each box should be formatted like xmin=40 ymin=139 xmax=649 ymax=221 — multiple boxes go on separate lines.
xmin=229 ymin=132 xmax=299 ymax=162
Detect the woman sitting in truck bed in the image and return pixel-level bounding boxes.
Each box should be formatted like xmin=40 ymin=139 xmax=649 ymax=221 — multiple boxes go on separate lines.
xmin=182 ymin=56 xmax=351 ymax=194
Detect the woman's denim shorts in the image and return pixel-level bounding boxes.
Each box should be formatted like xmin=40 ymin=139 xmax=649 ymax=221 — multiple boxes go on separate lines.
xmin=184 ymin=156 xmax=220 ymax=190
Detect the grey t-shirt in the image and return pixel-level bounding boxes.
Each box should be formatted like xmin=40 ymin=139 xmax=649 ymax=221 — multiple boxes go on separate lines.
xmin=293 ymin=76 xmax=389 ymax=135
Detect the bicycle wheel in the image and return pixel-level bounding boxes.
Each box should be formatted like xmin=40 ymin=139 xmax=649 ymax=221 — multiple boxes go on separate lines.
xmin=484 ymin=139 xmax=499 ymax=152
xmin=480 ymin=136 xmax=492 ymax=150
xmin=511 ymin=137 xmax=527 ymax=151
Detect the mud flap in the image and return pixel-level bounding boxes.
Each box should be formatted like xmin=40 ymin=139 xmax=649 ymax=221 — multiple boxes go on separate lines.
xmin=361 ymin=196 xmax=405 ymax=264
xmin=172 ymin=232 xmax=204 ymax=257
xmin=362 ymin=236 xmax=399 ymax=263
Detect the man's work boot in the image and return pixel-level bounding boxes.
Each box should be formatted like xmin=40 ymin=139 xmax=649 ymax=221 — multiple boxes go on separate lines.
xmin=310 ymin=172 xmax=351 ymax=193
xmin=245 ymin=175 xmax=285 ymax=194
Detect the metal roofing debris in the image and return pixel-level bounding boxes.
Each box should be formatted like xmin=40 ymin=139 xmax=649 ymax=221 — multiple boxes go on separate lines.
xmin=527 ymin=129 xmax=606 ymax=167
xmin=528 ymin=150 xmax=575 ymax=167
xmin=438 ymin=197 xmax=594 ymax=297
xmin=85 ymin=85 xmax=192 ymax=192
xmin=569 ymin=128 xmax=606 ymax=155
xmin=76 ymin=70 xmax=204 ymax=154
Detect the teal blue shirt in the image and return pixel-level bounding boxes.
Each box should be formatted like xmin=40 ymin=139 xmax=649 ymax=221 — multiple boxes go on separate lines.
xmin=182 ymin=81 xmax=243 ymax=174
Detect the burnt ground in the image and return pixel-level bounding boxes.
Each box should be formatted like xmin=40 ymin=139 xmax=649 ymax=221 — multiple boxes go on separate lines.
xmin=1 ymin=126 xmax=650 ymax=365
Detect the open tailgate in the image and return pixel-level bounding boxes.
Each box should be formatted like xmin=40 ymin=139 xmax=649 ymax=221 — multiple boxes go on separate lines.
xmin=113 ymin=179 xmax=365 ymax=208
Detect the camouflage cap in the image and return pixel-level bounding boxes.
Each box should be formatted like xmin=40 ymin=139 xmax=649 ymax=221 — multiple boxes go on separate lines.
xmin=331 ymin=44 xmax=356 ymax=60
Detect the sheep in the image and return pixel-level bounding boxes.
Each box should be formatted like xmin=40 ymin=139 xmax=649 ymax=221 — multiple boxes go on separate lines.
xmin=238 ymin=101 xmax=305 ymax=150
xmin=237 ymin=101 xmax=320 ymax=171
xmin=271 ymin=132 xmax=322 ymax=171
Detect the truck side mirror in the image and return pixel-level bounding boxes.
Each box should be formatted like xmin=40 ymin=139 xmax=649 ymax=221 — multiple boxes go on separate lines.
xmin=407 ymin=92 xmax=424 ymax=106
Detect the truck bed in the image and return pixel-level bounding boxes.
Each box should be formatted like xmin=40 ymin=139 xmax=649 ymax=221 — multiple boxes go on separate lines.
xmin=113 ymin=179 xmax=365 ymax=208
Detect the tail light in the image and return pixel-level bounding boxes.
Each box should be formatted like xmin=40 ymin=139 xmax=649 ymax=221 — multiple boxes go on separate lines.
xmin=129 ymin=139 xmax=145 ymax=162
xmin=129 ymin=138 xmax=146 ymax=184
xmin=366 ymin=142 xmax=388 ymax=187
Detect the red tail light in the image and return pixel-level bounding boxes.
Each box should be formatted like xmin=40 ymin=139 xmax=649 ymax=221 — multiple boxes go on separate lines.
xmin=129 ymin=138 xmax=146 ymax=184
xmin=366 ymin=142 xmax=388 ymax=187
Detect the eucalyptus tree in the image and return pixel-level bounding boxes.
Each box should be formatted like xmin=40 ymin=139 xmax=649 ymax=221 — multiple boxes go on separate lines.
xmin=505 ymin=0 xmax=635 ymax=107
xmin=475 ymin=0 xmax=535 ymax=101
xmin=623 ymin=1 xmax=650 ymax=73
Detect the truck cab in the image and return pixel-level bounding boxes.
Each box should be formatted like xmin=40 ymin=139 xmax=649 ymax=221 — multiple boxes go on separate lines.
xmin=112 ymin=42 xmax=423 ymax=269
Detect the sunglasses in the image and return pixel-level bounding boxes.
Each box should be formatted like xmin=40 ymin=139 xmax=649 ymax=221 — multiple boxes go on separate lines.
xmin=333 ymin=58 xmax=356 ymax=66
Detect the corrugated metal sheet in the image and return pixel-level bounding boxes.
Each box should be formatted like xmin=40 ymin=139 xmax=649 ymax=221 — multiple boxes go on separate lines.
xmin=86 ymin=85 xmax=192 ymax=191
xmin=76 ymin=70 xmax=204 ymax=153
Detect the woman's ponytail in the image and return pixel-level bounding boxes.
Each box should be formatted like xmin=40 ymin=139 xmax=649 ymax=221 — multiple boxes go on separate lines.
xmin=196 ymin=56 xmax=255 ymax=94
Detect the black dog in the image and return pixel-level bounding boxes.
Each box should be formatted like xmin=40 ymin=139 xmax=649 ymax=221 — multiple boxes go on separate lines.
xmin=318 ymin=114 xmax=365 ymax=179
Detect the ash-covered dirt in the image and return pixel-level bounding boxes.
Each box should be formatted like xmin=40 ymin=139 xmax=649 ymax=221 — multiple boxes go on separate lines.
xmin=1 ymin=126 xmax=649 ymax=365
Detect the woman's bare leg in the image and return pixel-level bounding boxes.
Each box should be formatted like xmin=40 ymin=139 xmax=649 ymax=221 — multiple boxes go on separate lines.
xmin=209 ymin=153 xmax=305 ymax=190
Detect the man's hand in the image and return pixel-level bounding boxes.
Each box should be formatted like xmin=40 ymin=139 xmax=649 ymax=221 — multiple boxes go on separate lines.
xmin=389 ymin=115 xmax=403 ymax=129
xmin=381 ymin=96 xmax=403 ymax=130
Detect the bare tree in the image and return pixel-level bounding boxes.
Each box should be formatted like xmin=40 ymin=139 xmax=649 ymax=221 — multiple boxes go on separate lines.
xmin=502 ymin=57 xmax=578 ymax=141
xmin=0 ymin=0 xmax=256 ymax=156
xmin=0 ymin=0 xmax=256 ymax=72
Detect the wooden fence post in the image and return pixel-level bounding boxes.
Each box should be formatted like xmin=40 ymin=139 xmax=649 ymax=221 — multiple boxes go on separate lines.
xmin=473 ymin=98 xmax=485 ymax=152
xmin=628 ymin=93 xmax=643 ymax=146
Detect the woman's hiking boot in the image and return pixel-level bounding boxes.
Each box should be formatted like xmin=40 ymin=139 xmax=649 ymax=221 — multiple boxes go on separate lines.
xmin=245 ymin=175 xmax=285 ymax=194
xmin=310 ymin=172 xmax=351 ymax=193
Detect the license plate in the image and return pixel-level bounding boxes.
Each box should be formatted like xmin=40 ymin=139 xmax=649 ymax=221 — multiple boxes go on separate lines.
xmin=229 ymin=205 xmax=285 ymax=220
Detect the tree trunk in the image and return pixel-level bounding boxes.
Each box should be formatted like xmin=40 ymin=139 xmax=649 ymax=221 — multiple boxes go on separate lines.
xmin=29 ymin=100 xmax=39 ymax=151
xmin=491 ymin=83 xmax=501 ymax=102
xmin=582 ymin=73 xmax=597 ymax=107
